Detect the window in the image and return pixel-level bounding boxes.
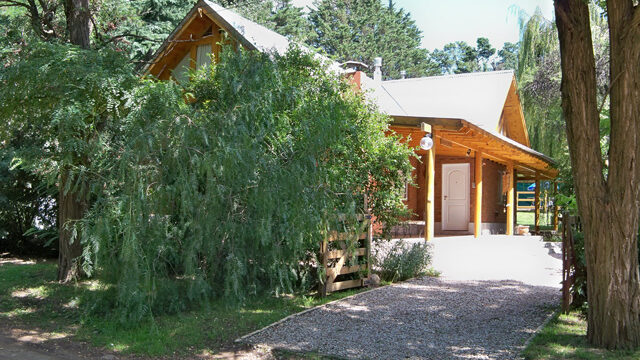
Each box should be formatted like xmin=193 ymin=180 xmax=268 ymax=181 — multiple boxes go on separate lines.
xmin=196 ymin=44 xmax=212 ymax=69
xmin=172 ymin=53 xmax=191 ymax=84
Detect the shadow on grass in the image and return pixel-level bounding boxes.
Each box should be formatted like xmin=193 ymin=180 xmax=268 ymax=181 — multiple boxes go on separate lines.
xmin=523 ymin=312 xmax=640 ymax=360
xmin=0 ymin=259 xmax=365 ymax=357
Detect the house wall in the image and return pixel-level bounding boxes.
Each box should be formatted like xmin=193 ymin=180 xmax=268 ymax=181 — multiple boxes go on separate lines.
xmin=403 ymin=154 xmax=507 ymax=234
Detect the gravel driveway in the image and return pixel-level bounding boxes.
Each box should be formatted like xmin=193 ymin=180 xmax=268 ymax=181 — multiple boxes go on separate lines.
xmin=240 ymin=236 xmax=561 ymax=359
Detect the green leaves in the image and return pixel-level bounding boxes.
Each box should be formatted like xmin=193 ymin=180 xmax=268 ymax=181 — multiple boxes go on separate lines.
xmin=308 ymin=0 xmax=436 ymax=79
xmin=76 ymin=47 xmax=412 ymax=322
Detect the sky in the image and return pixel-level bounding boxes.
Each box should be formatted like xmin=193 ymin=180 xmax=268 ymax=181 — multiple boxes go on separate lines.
xmin=290 ymin=0 xmax=555 ymax=51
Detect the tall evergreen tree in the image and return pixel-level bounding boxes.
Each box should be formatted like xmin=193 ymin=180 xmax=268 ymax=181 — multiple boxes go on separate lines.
xmin=430 ymin=38 xmax=498 ymax=74
xmin=308 ymin=0 xmax=437 ymax=79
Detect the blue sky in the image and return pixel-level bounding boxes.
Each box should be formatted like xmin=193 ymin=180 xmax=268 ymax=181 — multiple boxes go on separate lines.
xmin=291 ymin=0 xmax=555 ymax=51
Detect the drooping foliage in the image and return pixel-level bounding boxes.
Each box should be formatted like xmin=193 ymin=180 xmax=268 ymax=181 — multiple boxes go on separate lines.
xmin=0 ymin=40 xmax=138 ymax=276
xmin=81 ymin=48 xmax=413 ymax=322
xmin=514 ymin=4 xmax=609 ymax=205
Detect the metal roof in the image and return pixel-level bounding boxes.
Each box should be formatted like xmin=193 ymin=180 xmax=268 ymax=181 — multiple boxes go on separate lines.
xmin=364 ymin=70 xmax=515 ymax=133
xmin=202 ymin=1 xmax=343 ymax=73
xmin=144 ymin=0 xmax=343 ymax=75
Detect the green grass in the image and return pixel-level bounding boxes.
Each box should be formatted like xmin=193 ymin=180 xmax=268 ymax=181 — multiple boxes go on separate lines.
xmin=0 ymin=260 xmax=366 ymax=357
xmin=517 ymin=211 xmax=555 ymax=229
xmin=523 ymin=311 xmax=640 ymax=359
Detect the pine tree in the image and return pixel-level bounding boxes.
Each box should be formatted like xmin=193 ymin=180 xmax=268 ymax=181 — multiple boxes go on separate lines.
xmin=308 ymin=0 xmax=437 ymax=79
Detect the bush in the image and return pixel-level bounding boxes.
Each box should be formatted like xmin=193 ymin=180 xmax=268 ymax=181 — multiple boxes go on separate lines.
xmin=0 ymin=146 xmax=57 ymax=257
xmin=81 ymin=47 xmax=414 ymax=322
xmin=375 ymin=240 xmax=432 ymax=282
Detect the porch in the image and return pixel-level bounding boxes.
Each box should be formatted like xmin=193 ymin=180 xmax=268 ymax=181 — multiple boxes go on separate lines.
xmin=390 ymin=115 xmax=558 ymax=240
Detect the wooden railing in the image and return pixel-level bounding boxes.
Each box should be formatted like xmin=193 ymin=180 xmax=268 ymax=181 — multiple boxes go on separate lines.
xmin=319 ymin=215 xmax=372 ymax=296
xmin=561 ymin=214 xmax=581 ymax=313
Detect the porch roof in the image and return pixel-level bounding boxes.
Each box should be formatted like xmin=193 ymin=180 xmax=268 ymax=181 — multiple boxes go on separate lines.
xmin=391 ymin=116 xmax=558 ymax=179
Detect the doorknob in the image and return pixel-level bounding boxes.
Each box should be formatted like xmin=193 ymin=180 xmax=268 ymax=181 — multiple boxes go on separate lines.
xmin=444 ymin=195 xmax=448 ymax=200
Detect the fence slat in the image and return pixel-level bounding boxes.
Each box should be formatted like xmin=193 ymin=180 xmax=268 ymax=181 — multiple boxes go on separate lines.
xmin=327 ymin=231 xmax=368 ymax=242
xmin=325 ymin=248 xmax=366 ymax=259
xmin=320 ymin=216 xmax=371 ymax=296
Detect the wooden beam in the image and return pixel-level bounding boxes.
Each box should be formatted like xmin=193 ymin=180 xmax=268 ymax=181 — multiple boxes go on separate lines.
xmin=506 ymin=162 xmax=515 ymax=235
xmin=535 ymin=173 xmax=541 ymax=233
xmin=391 ymin=116 xmax=465 ymax=131
xmin=425 ymin=130 xmax=436 ymax=241
xmin=474 ymin=151 xmax=483 ymax=238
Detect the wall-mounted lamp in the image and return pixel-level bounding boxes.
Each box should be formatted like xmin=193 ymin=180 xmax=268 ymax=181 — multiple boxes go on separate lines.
xmin=466 ymin=149 xmax=471 ymax=156
xmin=420 ymin=122 xmax=433 ymax=151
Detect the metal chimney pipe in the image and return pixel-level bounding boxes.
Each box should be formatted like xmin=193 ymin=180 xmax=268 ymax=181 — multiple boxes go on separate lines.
xmin=374 ymin=57 xmax=382 ymax=82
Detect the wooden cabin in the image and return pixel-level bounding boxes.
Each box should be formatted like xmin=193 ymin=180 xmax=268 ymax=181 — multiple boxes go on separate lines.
xmin=355 ymin=69 xmax=557 ymax=239
xmin=145 ymin=1 xmax=558 ymax=240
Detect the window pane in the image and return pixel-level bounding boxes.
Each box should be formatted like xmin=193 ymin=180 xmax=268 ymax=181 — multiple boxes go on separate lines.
xmin=172 ymin=53 xmax=191 ymax=84
xmin=196 ymin=44 xmax=212 ymax=69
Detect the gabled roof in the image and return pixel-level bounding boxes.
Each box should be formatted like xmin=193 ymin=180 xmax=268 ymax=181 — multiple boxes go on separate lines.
xmin=144 ymin=0 xmax=343 ymax=75
xmin=203 ymin=1 xmax=291 ymax=55
xmin=366 ymin=70 xmax=516 ymax=134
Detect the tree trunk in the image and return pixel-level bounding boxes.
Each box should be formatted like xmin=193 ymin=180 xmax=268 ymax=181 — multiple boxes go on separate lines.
xmin=554 ymin=0 xmax=640 ymax=349
xmin=57 ymin=172 xmax=87 ymax=282
xmin=64 ymin=0 xmax=91 ymax=49
xmin=57 ymin=0 xmax=92 ymax=282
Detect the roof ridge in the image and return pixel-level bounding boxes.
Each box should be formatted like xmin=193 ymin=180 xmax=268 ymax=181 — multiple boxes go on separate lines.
xmin=204 ymin=0 xmax=288 ymax=44
xmin=382 ymin=70 xmax=515 ymax=84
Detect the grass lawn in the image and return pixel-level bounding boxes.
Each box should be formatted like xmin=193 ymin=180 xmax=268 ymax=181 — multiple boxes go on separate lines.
xmin=523 ymin=311 xmax=640 ymax=359
xmin=517 ymin=211 xmax=555 ymax=229
xmin=0 ymin=259 xmax=366 ymax=357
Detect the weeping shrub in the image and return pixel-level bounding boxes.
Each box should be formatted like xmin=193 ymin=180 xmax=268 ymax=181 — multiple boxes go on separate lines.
xmin=82 ymin=47 xmax=414 ymax=322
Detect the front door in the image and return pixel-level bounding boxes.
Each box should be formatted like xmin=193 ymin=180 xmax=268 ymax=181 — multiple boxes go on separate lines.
xmin=442 ymin=163 xmax=470 ymax=231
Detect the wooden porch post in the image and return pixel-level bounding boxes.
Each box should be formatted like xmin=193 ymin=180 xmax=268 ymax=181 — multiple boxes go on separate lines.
xmin=424 ymin=131 xmax=436 ymax=242
xmin=474 ymin=151 xmax=483 ymax=238
xmin=534 ymin=173 xmax=541 ymax=233
xmin=506 ymin=162 xmax=514 ymax=235
xmin=513 ymin=169 xmax=518 ymax=231
xmin=553 ymin=180 xmax=559 ymax=232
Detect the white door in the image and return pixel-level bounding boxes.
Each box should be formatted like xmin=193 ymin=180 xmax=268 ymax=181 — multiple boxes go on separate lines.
xmin=442 ymin=163 xmax=470 ymax=231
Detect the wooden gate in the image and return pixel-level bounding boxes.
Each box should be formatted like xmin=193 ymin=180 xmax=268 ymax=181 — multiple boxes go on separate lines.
xmin=319 ymin=215 xmax=372 ymax=296
xmin=561 ymin=214 xmax=581 ymax=313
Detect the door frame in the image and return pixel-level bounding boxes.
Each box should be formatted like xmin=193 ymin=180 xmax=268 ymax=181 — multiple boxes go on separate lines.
xmin=441 ymin=163 xmax=470 ymax=231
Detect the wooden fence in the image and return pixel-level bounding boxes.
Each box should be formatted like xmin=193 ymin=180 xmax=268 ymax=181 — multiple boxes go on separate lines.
xmin=319 ymin=215 xmax=372 ymax=296
xmin=517 ymin=191 xmax=550 ymax=211
xmin=561 ymin=214 xmax=581 ymax=313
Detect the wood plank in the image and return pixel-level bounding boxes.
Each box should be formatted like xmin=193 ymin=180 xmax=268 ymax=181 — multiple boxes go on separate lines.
xmin=391 ymin=116 xmax=464 ymax=131
xmin=327 ymin=231 xmax=368 ymax=242
xmin=327 ymin=279 xmax=364 ymax=292
xmin=474 ymin=151 xmax=483 ymax=238
xmin=425 ymin=130 xmax=436 ymax=241
xmin=326 ymin=248 xmax=366 ymax=259
xmin=327 ymin=265 xmax=363 ymax=276
xmin=506 ymin=162 xmax=515 ymax=235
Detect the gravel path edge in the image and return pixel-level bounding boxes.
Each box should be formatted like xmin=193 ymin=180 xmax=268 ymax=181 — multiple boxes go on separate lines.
xmin=517 ymin=308 xmax=559 ymax=358
xmin=234 ymin=277 xmax=427 ymax=344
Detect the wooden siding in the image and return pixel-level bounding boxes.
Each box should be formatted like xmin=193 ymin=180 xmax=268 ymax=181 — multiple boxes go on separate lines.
xmin=146 ymin=10 xmax=237 ymax=81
